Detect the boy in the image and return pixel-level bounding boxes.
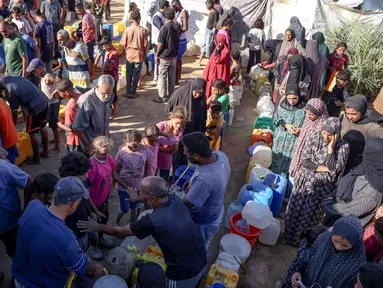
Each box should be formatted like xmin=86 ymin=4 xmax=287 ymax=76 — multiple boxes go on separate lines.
xmin=207 ymin=78 xmax=230 ymax=117
xmin=11 ymin=6 xmax=33 ymax=37
xmin=327 ymin=69 xmax=351 ymax=117
xmin=247 ymin=19 xmax=265 ymax=74
xmin=56 ymin=79 xmax=81 ymax=152
xmin=206 ymin=100 xmax=224 ymax=150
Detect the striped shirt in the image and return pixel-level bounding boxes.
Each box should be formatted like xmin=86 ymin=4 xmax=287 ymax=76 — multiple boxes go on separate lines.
xmin=60 ymin=41 xmax=90 ymax=88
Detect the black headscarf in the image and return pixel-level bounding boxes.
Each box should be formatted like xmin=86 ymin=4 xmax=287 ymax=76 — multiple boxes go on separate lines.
xmin=359 ymin=263 xmax=383 ymax=288
xmin=264 ymin=39 xmax=283 ymax=65
xmin=165 ymin=78 xmax=207 ymax=134
xmin=286 ymin=54 xmax=307 ymax=86
xmin=280 ymin=84 xmax=306 ymax=111
xmin=370 ymin=108 xmax=383 ymax=127
xmin=342 ymin=130 xmax=365 ymax=176
xmin=345 ymin=95 xmax=373 ymax=124
xmin=336 ymin=138 xmax=383 ymax=202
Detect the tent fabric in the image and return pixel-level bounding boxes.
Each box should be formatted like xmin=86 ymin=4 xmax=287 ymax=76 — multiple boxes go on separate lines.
xmin=363 ymin=0 xmax=383 ymax=11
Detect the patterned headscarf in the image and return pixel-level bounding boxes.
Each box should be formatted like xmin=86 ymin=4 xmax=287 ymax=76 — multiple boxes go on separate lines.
xmin=289 ymin=98 xmax=329 ymax=177
xmin=322 ymin=117 xmax=341 ymax=135
xmin=290 ymin=16 xmax=306 ymax=47
xmin=302 ymin=216 xmax=366 ymax=288
xmin=305 ymin=40 xmax=320 ymax=74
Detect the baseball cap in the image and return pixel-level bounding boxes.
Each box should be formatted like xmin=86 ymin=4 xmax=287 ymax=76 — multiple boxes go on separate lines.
xmin=52 ymin=176 xmax=89 ymax=205
xmin=26 ymin=58 xmax=44 ymax=73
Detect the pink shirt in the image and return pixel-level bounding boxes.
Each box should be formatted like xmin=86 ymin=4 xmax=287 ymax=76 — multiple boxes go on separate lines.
xmin=115 ymin=144 xmax=154 ymax=191
xmin=81 ymin=12 xmax=95 ymax=42
xmin=141 ymin=135 xmax=178 ymax=175
xmin=88 ymin=155 xmax=116 ymax=206
xmin=156 ymin=121 xmax=183 ymax=170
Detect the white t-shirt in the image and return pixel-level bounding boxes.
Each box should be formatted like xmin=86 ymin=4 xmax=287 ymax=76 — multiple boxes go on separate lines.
xmin=12 ymin=18 xmax=32 ymax=35
xmin=247 ymin=28 xmax=265 ymax=51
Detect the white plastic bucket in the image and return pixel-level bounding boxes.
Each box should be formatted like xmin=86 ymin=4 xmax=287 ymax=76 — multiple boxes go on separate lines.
xmin=94 ymin=275 xmax=128 ymax=288
xmin=216 ymin=252 xmax=240 ymax=272
xmin=219 ymin=234 xmax=251 ymax=263
xmin=242 ymin=201 xmax=273 ymax=229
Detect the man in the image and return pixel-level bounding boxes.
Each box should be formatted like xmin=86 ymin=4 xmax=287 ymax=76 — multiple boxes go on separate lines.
xmin=10 ymin=22 xmax=40 ymax=65
xmin=0 ymin=21 xmax=28 ymax=76
xmin=213 ymin=0 xmax=223 ymax=16
xmin=30 ymin=8 xmax=55 ymax=73
xmin=171 ymin=0 xmax=188 ymax=85
xmin=154 ymin=7 xmax=179 ymax=103
xmin=78 ymin=176 xmax=207 ymax=288
xmin=11 ymin=7 xmax=33 ymax=37
xmin=182 ymin=132 xmax=230 ymax=250
xmin=0 ymin=97 xmax=19 ymax=164
xmin=75 ymin=3 xmax=96 ymax=64
xmin=12 ymin=177 xmax=104 ymax=288
xmin=40 ymin=0 xmax=63 ymax=56
xmin=73 ymin=75 xmax=114 ymax=154
xmin=120 ymin=10 xmax=148 ymax=99
xmin=55 ymin=29 xmax=92 ymax=88
xmin=0 ymin=76 xmax=50 ymax=164
xmin=0 ymin=156 xmax=30 ymax=264
xmin=151 ymin=0 xmax=169 ymax=81
xmin=198 ymin=0 xmax=218 ymax=65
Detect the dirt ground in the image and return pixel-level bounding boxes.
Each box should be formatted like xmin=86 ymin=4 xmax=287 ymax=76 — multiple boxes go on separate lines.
xmin=0 ymin=2 xmax=298 ymax=287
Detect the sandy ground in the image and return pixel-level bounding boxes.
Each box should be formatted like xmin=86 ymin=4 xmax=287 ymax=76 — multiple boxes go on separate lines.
xmin=0 ymin=2 xmax=298 ymax=287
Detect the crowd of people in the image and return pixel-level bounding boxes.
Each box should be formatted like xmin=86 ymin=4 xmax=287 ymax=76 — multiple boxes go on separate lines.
xmin=1 ymin=0 xmax=383 ymax=287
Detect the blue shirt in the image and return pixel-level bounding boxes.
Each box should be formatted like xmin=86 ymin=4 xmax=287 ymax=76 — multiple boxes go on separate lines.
xmin=186 ymin=151 xmax=231 ymax=224
xmin=13 ymin=200 xmax=89 ymax=288
xmin=0 ymin=159 xmax=28 ymax=233
xmin=21 ymin=34 xmax=37 ymax=64
xmin=35 ymin=20 xmax=54 ymax=62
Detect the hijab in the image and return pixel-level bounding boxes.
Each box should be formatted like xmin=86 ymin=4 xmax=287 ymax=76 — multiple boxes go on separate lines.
xmin=343 ymin=130 xmax=365 ymax=176
xmin=302 ymin=216 xmax=366 ymax=288
xmin=305 ymin=40 xmax=320 ymax=76
xmin=312 ymin=32 xmax=330 ymax=59
xmin=290 ymin=16 xmax=306 ymax=48
xmin=359 ymin=263 xmax=383 ymax=288
xmin=289 ymin=98 xmax=329 ymax=176
xmin=280 ymin=84 xmax=306 ymax=111
xmin=286 ymin=54 xmax=307 ymax=86
xmin=322 ymin=116 xmax=341 ymax=136
xmin=281 ymin=48 xmax=299 ymax=79
xmin=336 ymin=138 xmax=383 ymax=202
xmin=215 ymin=33 xmax=227 ymax=56
xmin=278 ymin=28 xmax=298 ymax=58
xmin=264 ymin=39 xmax=283 ymax=64
xmin=345 ymin=95 xmax=373 ymax=124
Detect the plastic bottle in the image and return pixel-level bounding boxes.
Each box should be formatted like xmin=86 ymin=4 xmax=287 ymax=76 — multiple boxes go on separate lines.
xmin=224 ymin=200 xmax=243 ymax=229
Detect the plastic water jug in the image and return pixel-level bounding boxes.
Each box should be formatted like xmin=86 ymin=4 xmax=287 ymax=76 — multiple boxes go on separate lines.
xmin=102 ymin=23 xmax=114 ymax=39
xmin=94 ymin=275 xmax=128 ymax=288
xmin=259 ymin=82 xmax=273 ymax=97
xmin=253 ymin=115 xmax=274 ymax=131
xmin=255 ymin=75 xmax=268 ymax=96
xmin=227 ymin=107 xmax=234 ymax=126
xmin=224 ymin=200 xmax=242 ymax=229
xmin=219 ymin=234 xmax=251 ymax=263
xmin=173 ymin=165 xmax=196 ymax=188
xmin=265 ymin=173 xmax=288 ymax=217
xmin=259 ymin=218 xmax=281 ymax=246
xmin=216 ymin=252 xmax=240 ymax=272
xmin=248 ymin=167 xmax=272 ymax=184
xmin=113 ymin=41 xmax=124 ymax=56
xmin=251 ymin=128 xmax=273 ymax=146
xmin=106 ymin=247 xmax=134 ymax=280
xmin=242 ymin=201 xmax=273 ymax=229
xmin=249 ymin=64 xmax=263 ymax=80
xmin=251 ymin=145 xmax=272 ymax=168
xmin=239 ymin=183 xmax=273 ymax=207
xmin=205 ymin=264 xmax=239 ymax=288
xmin=64 ymin=25 xmax=75 ymax=39
xmin=256 ymin=95 xmax=274 ymax=116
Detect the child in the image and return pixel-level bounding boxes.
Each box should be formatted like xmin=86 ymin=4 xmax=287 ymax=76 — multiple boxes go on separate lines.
xmin=25 ymin=172 xmax=59 ymax=207
xmin=230 ymin=51 xmax=243 ymax=105
xmin=86 ymin=4 xmax=92 ymax=14
xmin=11 ymin=6 xmax=32 ymax=37
xmin=329 ymin=42 xmax=349 ymax=72
xmin=114 ymin=130 xmax=154 ymax=225
xmin=206 ymin=100 xmax=224 ymax=150
xmin=126 ymin=2 xmax=138 ymax=27
xmin=0 ymin=0 xmax=10 ymax=20
xmin=88 ymin=136 xmax=130 ymax=249
xmin=207 ymin=78 xmax=230 ymax=119
xmin=217 ymin=18 xmax=233 ymax=49
xmin=326 ymin=69 xmax=350 ymax=117
xmin=156 ymin=106 xmax=188 ymax=181
xmin=93 ymin=0 xmax=104 ymax=45
xmin=142 ymin=124 xmax=178 ymax=176
xmin=56 ymin=79 xmax=81 ymax=152
xmin=247 ymin=19 xmax=265 ymax=74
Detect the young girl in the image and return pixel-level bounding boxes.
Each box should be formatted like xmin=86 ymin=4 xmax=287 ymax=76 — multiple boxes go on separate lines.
xmin=247 ymin=18 xmax=265 ymax=73
xmin=142 ymin=125 xmax=178 ymax=176
xmin=329 ymin=42 xmax=349 ymax=72
xmin=206 ymin=100 xmax=224 ymax=150
xmin=156 ymin=106 xmax=188 ymax=181
xmin=25 ymin=172 xmax=59 ymax=207
xmin=230 ymin=51 xmax=243 ymax=105
xmin=114 ymin=130 xmax=154 ymax=225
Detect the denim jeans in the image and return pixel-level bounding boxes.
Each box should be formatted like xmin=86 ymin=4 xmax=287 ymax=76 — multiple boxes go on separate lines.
xmin=126 ymin=61 xmax=142 ymax=95
xmin=197 ymin=206 xmax=224 ymax=251
xmin=201 ymin=28 xmax=212 ymax=58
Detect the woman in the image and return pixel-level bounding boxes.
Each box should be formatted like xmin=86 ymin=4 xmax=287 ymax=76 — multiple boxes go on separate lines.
xmin=363 ymin=207 xmax=383 ymax=263
xmin=290 ymin=16 xmax=306 ymax=48
xmin=284 ymin=117 xmax=349 ymax=246
xmin=263 ymin=39 xmax=283 ymax=69
xmin=370 ymin=86 xmax=383 ymax=127
xmin=312 ymin=32 xmax=330 ymax=88
xmin=355 ymin=263 xmax=383 ymax=288
xmin=277 ymin=28 xmax=305 ymax=58
xmin=305 ymin=39 xmax=329 ymax=99
xmin=289 ymin=98 xmax=328 ymax=179
xmin=290 ymin=216 xmax=366 ymax=288
xmin=343 ymin=130 xmax=365 ymax=176
xmin=340 ymin=95 xmax=383 ymax=139
xmin=270 ymin=84 xmax=306 ymax=176
xmin=204 ymin=34 xmax=231 ymax=99
xmin=323 ymin=138 xmax=383 ymax=228
xmin=165 ymin=78 xmax=207 ymax=169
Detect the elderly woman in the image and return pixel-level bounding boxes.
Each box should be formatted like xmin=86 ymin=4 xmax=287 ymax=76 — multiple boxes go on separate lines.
xmin=340 ymin=95 xmax=383 ymax=139
xmin=289 ymin=17 xmax=306 ymax=48
xmin=278 ymin=28 xmax=305 ymax=58
xmin=270 ymin=85 xmax=306 ymax=176
xmin=284 ymin=117 xmax=349 ymax=246
xmin=290 ymin=216 xmax=366 ymax=288
xmin=323 ymin=138 xmax=383 ymax=228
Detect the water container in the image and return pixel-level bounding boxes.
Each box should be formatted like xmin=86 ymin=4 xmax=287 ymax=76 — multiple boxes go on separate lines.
xmin=249 ymin=64 xmax=263 ymax=80
xmin=251 ymin=128 xmax=272 ymax=146
xmin=205 ymin=264 xmax=239 ymax=288
xmin=227 ymin=107 xmax=234 ymax=126
xmin=106 ymin=247 xmax=134 ymax=280
xmin=94 ymin=275 xmax=128 ymax=288
xmin=102 ymin=23 xmax=114 ymax=40
xmin=242 ymin=201 xmax=273 ymax=229
xmin=251 ymin=145 xmax=272 ymax=168
xmin=239 ymin=183 xmax=273 ymax=207
xmin=253 ymin=115 xmax=274 ymax=131
xmin=259 ymin=82 xmax=273 ymax=98
xmin=216 ymin=252 xmax=240 ymax=272
xmin=64 ymin=25 xmax=75 ymax=39
xmin=255 ymin=75 xmax=268 ymax=96
xmin=121 ymin=236 xmax=157 ymax=253
xmin=219 ymin=233 xmax=251 ymax=263
xmin=212 ymin=283 xmax=226 ymax=288
xmin=173 ymin=165 xmax=196 ymax=188
xmin=248 ymin=167 xmax=272 ymax=184
xmin=113 ymin=21 xmax=125 ymax=39
xmin=229 ymin=213 xmax=262 ymax=248
xmin=265 ymin=173 xmax=288 ymax=217
xmin=113 ymin=41 xmax=124 ymax=56
xmin=259 ymin=218 xmax=281 ymax=246
xmin=256 ymin=95 xmax=274 ymax=116
xmin=224 ymin=200 xmax=243 ymax=229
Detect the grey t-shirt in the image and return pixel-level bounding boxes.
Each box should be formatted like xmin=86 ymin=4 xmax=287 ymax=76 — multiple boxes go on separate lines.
xmin=40 ymin=0 xmax=60 ymax=25
xmin=2 ymin=75 xmax=48 ymax=116
xmin=186 ymin=151 xmax=231 ymax=224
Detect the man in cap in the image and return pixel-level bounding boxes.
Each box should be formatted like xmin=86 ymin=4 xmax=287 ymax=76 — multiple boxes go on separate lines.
xmin=12 ymin=177 xmax=104 ymax=288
